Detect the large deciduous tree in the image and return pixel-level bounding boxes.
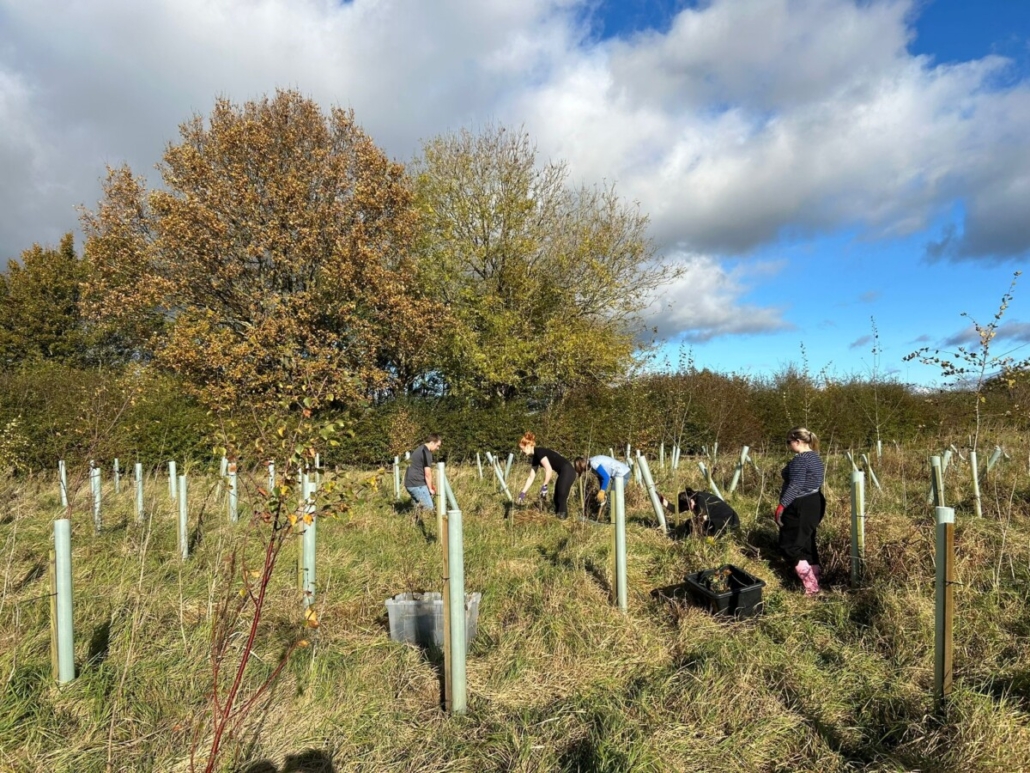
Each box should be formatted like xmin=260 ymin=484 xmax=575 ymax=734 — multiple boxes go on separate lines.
xmin=411 ymin=125 xmax=664 ymax=402
xmin=82 ymin=90 xmax=440 ymax=410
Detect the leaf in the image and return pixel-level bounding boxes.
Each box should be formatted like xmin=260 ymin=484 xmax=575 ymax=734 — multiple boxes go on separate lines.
xmin=80 ymin=89 xmax=429 ymax=411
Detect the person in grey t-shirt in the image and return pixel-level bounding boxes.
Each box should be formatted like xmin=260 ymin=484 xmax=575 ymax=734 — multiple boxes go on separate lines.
xmin=404 ymin=434 xmax=442 ymax=510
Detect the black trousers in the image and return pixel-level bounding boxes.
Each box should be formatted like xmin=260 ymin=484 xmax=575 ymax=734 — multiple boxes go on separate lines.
xmin=778 ymin=491 xmax=825 ymax=566
xmin=554 ymin=463 xmax=577 ymax=517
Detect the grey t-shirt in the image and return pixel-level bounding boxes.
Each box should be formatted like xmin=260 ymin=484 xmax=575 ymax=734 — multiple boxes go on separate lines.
xmin=403 ymin=444 xmax=433 ymax=488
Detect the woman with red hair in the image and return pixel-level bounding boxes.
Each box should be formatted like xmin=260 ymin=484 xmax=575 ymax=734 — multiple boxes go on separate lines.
xmin=517 ymin=432 xmax=577 ymax=520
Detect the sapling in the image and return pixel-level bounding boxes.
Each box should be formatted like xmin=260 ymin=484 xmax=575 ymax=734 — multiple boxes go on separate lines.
xmin=906 ymin=272 xmax=1027 ymax=455
xmin=193 ymin=394 xmax=350 ymax=773
xmin=706 ymin=567 xmax=732 ymax=594
xmin=861 ymin=318 xmax=904 ymax=463
xmin=906 ymin=272 xmax=1029 ymax=518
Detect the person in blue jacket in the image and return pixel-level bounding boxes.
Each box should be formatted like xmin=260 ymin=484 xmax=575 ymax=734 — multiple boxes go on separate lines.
xmin=573 ymin=454 xmax=630 ymax=507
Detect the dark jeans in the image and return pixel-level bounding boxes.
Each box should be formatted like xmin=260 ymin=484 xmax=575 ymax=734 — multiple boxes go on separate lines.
xmin=778 ymin=491 xmax=825 ymax=566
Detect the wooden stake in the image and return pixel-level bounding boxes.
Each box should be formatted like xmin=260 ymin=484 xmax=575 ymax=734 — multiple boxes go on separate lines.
xmin=438 ymin=464 xmax=450 ymax=712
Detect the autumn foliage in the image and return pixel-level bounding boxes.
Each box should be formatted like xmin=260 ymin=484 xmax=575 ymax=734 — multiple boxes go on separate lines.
xmin=82 ymin=89 xmax=440 ymax=411
xmin=2 ymin=91 xmax=1026 ymax=466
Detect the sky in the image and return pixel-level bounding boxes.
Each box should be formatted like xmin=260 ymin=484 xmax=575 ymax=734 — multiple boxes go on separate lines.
xmin=1 ymin=0 xmax=1029 ymax=386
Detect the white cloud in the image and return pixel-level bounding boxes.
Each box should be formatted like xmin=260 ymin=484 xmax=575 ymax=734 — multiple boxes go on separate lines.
xmin=0 ymin=0 xmax=594 ymax=248
xmin=641 ymin=253 xmax=791 ymax=341
xmin=1 ymin=0 xmax=1029 ymax=342
xmin=521 ymin=3 xmax=1030 ymax=256
xmin=606 ymin=0 xmax=913 ymax=111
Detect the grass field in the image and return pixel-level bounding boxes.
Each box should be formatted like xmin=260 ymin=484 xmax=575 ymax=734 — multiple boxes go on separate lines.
xmin=1 ymin=444 xmax=1029 ymax=772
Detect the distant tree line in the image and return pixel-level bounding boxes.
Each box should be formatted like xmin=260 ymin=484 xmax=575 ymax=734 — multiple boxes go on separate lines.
xmin=1 ymin=89 xmax=1025 ymax=470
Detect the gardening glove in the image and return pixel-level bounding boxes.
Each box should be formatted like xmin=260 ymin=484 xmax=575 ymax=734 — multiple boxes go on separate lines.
xmin=518 ymin=492 xmax=526 ymax=503
xmin=773 ymin=504 xmax=784 ymax=527
xmin=595 ymin=489 xmax=607 ymax=505
xmin=540 ymin=484 xmax=548 ymax=497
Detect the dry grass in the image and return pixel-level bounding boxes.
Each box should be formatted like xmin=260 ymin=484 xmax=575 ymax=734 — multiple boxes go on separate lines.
xmin=1 ymin=445 xmax=1029 ymax=772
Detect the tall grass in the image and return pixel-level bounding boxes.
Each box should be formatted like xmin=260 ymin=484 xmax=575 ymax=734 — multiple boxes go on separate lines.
xmin=1 ymin=443 xmax=1029 ymax=772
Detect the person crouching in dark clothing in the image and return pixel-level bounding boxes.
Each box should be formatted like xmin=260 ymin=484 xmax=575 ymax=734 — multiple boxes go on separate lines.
xmin=657 ymin=487 xmax=740 ymax=536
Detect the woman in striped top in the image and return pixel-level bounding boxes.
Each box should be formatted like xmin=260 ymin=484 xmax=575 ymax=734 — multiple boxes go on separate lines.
xmin=774 ymin=426 xmax=826 ymax=595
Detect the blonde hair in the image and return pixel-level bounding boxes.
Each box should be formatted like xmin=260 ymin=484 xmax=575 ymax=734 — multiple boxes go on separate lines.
xmin=787 ymin=426 xmax=819 ymax=451
xmin=519 ymin=432 xmax=536 ymax=450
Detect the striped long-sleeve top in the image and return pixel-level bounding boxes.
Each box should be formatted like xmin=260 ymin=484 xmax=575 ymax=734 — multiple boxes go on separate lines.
xmin=779 ymin=451 xmax=824 ymax=508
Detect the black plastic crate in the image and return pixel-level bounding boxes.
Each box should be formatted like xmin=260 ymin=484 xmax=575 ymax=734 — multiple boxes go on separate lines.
xmin=684 ymin=564 xmax=766 ymax=618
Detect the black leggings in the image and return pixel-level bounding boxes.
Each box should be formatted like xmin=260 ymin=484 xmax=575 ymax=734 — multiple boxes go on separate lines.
xmin=778 ymin=491 xmax=825 ymax=566
xmin=553 ymin=463 xmax=577 ymax=517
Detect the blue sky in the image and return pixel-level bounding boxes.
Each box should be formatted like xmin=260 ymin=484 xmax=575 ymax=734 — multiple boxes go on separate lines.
xmin=1 ymin=0 xmax=1029 ymax=387
xmin=592 ymin=0 xmax=1030 ymax=384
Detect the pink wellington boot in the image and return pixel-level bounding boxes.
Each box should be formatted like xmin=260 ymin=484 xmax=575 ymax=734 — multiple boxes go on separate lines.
xmin=811 ymin=565 xmax=823 ymax=582
xmin=795 ymin=560 xmax=821 ymax=596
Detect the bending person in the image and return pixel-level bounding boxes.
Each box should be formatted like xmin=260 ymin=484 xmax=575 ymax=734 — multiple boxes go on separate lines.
xmin=657 ymin=487 xmax=739 ymax=535
xmin=774 ymin=426 xmax=826 ymax=595
xmin=573 ymin=454 xmax=630 ymax=507
xmin=518 ymin=432 xmax=577 ymax=519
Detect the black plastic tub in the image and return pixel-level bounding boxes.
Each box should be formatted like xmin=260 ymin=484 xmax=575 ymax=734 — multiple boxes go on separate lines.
xmin=684 ymin=564 xmax=766 ymax=619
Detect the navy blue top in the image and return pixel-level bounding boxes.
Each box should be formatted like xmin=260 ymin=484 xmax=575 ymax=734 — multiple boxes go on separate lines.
xmin=779 ymin=451 xmax=824 ymax=507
